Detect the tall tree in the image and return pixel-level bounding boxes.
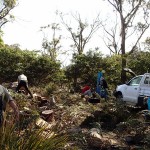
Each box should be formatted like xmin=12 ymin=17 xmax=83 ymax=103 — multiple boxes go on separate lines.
xmin=40 ymin=23 xmax=61 ymax=61
xmin=0 ymin=0 xmax=16 ymax=28
xmin=104 ymin=0 xmax=150 ymax=83
xmin=60 ymin=12 xmax=102 ymax=55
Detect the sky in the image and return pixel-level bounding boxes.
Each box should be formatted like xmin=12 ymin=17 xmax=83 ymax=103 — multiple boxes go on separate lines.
xmin=2 ymin=0 xmax=112 ymax=65
xmin=3 ymin=0 xmax=148 ymax=66
xmin=2 ymin=0 xmax=109 ymax=64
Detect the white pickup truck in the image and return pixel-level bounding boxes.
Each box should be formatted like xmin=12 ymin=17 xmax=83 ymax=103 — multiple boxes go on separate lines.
xmin=114 ymin=73 xmax=150 ymax=108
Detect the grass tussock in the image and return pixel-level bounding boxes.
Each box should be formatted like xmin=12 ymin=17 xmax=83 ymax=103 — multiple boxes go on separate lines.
xmin=0 ymin=123 xmax=68 ymax=150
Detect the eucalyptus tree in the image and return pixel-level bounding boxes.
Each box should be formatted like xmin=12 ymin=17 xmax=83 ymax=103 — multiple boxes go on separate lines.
xmin=103 ymin=0 xmax=150 ymax=83
xmin=40 ymin=23 xmax=62 ymax=61
xmin=0 ymin=0 xmax=16 ymax=28
xmin=0 ymin=0 xmax=16 ymax=48
xmin=60 ymin=12 xmax=102 ymax=55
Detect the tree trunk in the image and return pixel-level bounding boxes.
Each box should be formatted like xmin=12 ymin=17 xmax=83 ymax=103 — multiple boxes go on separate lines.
xmin=120 ymin=17 xmax=126 ymax=83
xmin=73 ymin=66 xmax=78 ymax=92
xmin=121 ymin=56 xmax=126 ymax=83
xmin=41 ymin=110 xmax=54 ymax=122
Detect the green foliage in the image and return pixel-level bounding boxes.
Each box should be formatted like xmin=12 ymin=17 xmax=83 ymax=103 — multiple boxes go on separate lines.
xmin=144 ymin=37 xmax=150 ymax=51
xmin=0 ymin=124 xmax=68 ymax=150
xmin=44 ymin=83 xmax=57 ymax=96
xmin=2 ymin=41 xmax=150 ymax=90
xmin=4 ymin=0 xmax=16 ymax=7
xmin=0 ymin=47 xmax=23 ymax=81
xmin=65 ymin=49 xmax=150 ymax=89
xmin=0 ymin=46 xmax=62 ymax=85
xmin=65 ymin=51 xmax=124 ymax=89
xmin=128 ymin=51 xmax=150 ymax=75
xmin=24 ymin=55 xmax=61 ymax=85
xmin=0 ymin=34 xmax=4 ymax=48
xmin=65 ymin=50 xmax=104 ymax=87
xmin=104 ymin=54 xmax=122 ymax=86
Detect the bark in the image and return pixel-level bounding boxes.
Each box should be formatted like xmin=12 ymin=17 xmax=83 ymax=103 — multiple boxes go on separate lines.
xmin=41 ymin=110 xmax=54 ymax=122
xmin=120 ymin=16 xmax=126 ymax=83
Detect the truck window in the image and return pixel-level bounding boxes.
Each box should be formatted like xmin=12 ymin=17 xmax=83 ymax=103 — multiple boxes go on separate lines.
xmin=128 ymin=76 xmax=142 ymax=86
xmin=144 ymin=76 xmax=150 ymax=84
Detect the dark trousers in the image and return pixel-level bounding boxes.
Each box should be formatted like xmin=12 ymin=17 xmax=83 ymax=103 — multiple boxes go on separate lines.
xmin=16 ymin=80 xmax=33 ymax=97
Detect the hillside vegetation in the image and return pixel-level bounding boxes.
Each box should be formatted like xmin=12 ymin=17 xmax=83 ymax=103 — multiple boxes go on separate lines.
xmin=0 ymin=47 xmax=150 ymax=149
xmin=1 ymin=84 xmax=150 ymax=150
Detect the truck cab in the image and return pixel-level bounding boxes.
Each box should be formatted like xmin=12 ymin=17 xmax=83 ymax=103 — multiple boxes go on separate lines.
xmin=114 ymin=73 xmax=150 ymax=107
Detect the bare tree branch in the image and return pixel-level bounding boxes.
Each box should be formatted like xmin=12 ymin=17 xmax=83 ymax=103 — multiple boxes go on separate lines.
xmin=129 ymin=24 xmax=149 ymax=55
xmin=108 ymin=0 xmax=120 ymax=12
xmin=60 ymin=12 xmax=102 ymax=55
xmin=102 ymin=37 xmax=115 ymax=54
xmin=125 ymin=0 xmax=142 ymax=26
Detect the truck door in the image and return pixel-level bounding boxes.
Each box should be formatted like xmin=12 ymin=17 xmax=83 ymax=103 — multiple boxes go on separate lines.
xmin=140 ymin=74 xmax=150 ymax=96
xmin=123 ymin=75 xmax=143 ymax=103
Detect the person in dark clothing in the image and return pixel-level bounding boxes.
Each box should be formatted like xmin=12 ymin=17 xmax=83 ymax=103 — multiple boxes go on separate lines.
xmin=99 ymin=76 xmax=108 ymax=99
xmin=100 ymin=77 xmax=108 ymax=89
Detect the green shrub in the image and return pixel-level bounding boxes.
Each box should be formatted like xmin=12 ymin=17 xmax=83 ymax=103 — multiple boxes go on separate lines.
xmin=44 ymin=83 xmax=57 ymax=96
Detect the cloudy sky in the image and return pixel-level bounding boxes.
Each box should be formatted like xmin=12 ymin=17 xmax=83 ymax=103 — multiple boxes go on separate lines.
xmin=2 ymin=0 xmax=112 ymax=65
xmin=3 ymin=1 xmax=109 ymax=43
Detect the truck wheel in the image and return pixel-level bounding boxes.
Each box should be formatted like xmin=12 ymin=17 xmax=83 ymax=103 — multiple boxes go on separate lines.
xmin=116 ymin=93 xmax=123 ymax=102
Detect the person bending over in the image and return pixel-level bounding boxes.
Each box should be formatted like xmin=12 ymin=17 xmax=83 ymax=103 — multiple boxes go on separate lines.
xmin=16 ymin=74 xmax=33 ymax=98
